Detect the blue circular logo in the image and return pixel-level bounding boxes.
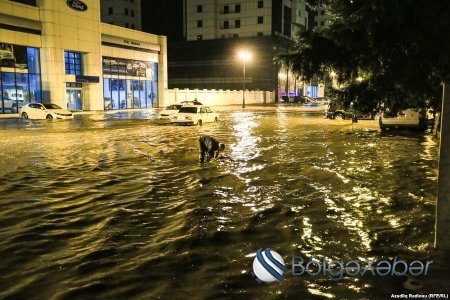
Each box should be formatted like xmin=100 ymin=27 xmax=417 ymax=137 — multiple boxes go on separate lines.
xmin=252 ymin=248 xmax=287 ymax=283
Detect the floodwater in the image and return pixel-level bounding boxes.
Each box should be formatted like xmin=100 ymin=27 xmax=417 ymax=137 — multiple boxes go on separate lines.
xmin=0 ymin=107 xmax=439 ymax=299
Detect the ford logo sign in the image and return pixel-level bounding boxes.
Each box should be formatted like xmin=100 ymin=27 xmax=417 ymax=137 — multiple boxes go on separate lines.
xmin=66 ymin=0 xmax=88 ymax=12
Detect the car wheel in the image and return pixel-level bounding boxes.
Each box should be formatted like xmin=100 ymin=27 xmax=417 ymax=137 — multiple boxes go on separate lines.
xmin=334 ymin=112 xmax=344 ymax=120
xmin=46 ymin=114 xmax=53 ymax=119
xmin=214 ymin=117 xmax=218 ymax=122
xmin=21 ymin=112 xmax=28 ymax=119
xmin=197 ymin=119 xmax=202 ymax=126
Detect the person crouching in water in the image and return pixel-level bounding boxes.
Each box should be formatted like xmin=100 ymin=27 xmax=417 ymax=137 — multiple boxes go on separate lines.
xmin=198 ymin=135 xmax=225 ymax=162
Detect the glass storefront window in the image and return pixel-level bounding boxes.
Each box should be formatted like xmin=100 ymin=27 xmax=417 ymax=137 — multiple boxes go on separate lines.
xmin=103 ymin=78 xmax=113 ymax=110
xmin=0 ymin=45 xmax=41 ymax=113
xmin=131 ymin=80 xmax=140 ymax=108
xmin=145 ymin=81 xmax=153 ymax=108
xmin=27 ymin=47 xmax=40 ymax=74
xmin=29 ymin=74 xmax=41 ymax=102
xmin=139 ymin=80 xmax=146 ymax=108
xmin=2 ymin=73 xmax=17 ymax=113
xmin=102 ymin=57 xmax=158 ymax=110
xmin=16 ymin=73 xmax=30 ymax=103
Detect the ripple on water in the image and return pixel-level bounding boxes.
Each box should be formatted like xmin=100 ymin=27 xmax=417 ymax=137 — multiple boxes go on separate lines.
xmin=0 ymin=110 xmax=439 ymax=299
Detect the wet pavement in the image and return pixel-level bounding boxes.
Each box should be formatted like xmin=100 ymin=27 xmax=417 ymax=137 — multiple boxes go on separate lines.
xmin=0 ymin=106 xmax=440 ymax=299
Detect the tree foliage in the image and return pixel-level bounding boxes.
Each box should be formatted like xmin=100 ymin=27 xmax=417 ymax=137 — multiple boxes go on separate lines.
xmin=279 ymin=0 xmax=450 ymax=110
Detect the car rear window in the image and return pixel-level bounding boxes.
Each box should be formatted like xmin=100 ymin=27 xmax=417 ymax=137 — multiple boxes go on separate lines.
xmin=167 ymin=105 xmax=182 ymax=110
xmin=179 ymin=107 xmax=198 ymax=113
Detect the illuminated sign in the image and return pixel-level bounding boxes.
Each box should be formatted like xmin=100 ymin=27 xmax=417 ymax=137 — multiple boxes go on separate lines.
xmin=66 ymin=0 xmax=88 ymax=12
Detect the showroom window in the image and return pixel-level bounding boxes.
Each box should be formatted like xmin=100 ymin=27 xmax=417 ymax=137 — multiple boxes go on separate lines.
xmin=102 ymin=57 xmax=158 ymax=110
xmin=0 ymin=43 xmax=41 ymax=114
xmin=64 ymin=51 xmax=82 ymax=75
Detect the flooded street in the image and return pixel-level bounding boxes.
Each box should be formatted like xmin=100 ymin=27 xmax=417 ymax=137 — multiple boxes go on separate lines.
xmin=0 ymin=107 xmax=439 ymax=299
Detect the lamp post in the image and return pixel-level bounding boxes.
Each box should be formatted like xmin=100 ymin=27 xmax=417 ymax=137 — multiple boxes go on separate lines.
xmin=238 ymin=50 xmax=251 ymax=108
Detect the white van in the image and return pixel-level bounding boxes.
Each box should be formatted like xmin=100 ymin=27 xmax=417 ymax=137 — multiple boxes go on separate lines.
xmin=379 ymin=108 xmax=427 ymax=131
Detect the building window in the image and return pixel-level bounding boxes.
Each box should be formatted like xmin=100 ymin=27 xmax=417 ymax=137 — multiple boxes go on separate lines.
xmin=64 ymin=51 xmax=82 ymax=75
xmin=131 ymin=10 xmax=134 ymax=17
xmin=125 ymin=8 xmax=128 ymax=16
xmin=197 ymin=20 xmax=203 ymax=28
xmin=102 ymin=58 xmax=158 ymax=110
xmin=224 ymin=20 xmax=229 ymax=29
xmin=233 ymin=33 xmax=239 ymax=38
xmin=0 ymin=45 xmax=42 ymax=113
xmin=224 ymin=5 xmax=229 ymax=14
xmin=258 ymin=1 xmax=264 ymax=8
xmin=235 ymin=20 xmax=240 ymax=28
xmin=108 ymin=7 xmax=113 ymax=15
xmin=258 ymin=16 xmax=264 ymax=24
xmin=257 ymin=32 xmax=263 ymax=36
xmin=197 ymin=5 xmax=202 ymax=13
xmin=235 ymin=4 xmax=241 ymax=13
xmin=197 ymin=35 xmax=203 ymax=40
xmin=125 ymin=22 xmax=129 ymax=28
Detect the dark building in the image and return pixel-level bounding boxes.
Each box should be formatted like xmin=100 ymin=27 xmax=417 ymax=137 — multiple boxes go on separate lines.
xmin=142 ymin=0 xmax=316 ymax=98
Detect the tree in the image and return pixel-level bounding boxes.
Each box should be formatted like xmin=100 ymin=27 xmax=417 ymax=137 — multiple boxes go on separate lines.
xmin=279 ymin=0 xmax=450 ymax=111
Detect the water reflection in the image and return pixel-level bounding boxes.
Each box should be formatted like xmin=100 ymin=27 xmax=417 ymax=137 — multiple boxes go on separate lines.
xmin=0 ymin=110 xmax=438 ymax=299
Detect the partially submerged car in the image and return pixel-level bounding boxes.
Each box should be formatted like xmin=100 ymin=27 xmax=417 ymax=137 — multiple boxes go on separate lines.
xmin=158 ymin=104 xmax=183 ymax=119
xmin=379 ymin=108 xmax=427 ymax=131
xmin=170 ymin=105 xmax=218 ymax=126
xmin=19 ymin=103 xmax=73 ymax=120
xmin=326 ymin=100 xmax=376 ymax=120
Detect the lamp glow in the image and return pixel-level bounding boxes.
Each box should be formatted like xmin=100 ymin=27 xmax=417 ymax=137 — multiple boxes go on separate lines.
xmin=237 ymin=50 xmax=252 ymax=108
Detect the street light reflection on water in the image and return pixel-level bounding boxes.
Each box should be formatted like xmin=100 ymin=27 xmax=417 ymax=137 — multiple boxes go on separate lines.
xmin=0 ymin=108 xmax=439 ymax=299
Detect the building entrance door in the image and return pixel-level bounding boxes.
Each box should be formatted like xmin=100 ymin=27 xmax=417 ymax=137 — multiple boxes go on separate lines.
xmin=66 ymin=88 xmax=83 ymax=111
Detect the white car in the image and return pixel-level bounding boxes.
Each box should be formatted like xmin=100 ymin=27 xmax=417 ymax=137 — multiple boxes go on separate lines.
xmin=158 ymin=104 xmax=183 ymax=119
xmin=379 ymin=108 xmax=427 ymax=131
xmin=19 ymin=103 xmax=74 ymax=120
xmin=170 ymin=105 xmax=219 ymax=126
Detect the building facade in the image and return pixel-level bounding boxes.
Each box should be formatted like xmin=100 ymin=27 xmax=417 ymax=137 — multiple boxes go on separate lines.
xmin=184 ymin=0 xmax=308 ymax=41
xmin=310 ymin=6 xmax=332 ymax=29
xmin=167 ymin=0 xmax=313 ymax=99
xmin=100 ymin=0 xmax=141 ymax=30
xmin=0 ymin=0 xmax=167 ymax=114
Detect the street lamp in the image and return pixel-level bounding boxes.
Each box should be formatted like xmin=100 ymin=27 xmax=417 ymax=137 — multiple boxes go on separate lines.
xmin=237 ymin=50 xmax=251 ymax=108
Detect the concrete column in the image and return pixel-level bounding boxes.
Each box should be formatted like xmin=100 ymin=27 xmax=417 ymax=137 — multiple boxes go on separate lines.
xmin=158 ymin=35 xmax=168 ymax=108
xmin=435 ymin=82 xmax=450 ymax=250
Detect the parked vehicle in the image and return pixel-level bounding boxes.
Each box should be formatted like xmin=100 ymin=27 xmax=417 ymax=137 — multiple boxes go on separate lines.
xmin=19 ymin=103 xmax=73 ymax=120
xmin=379 ymin=108 xmax=427 ymax=131
xmin=326 ymin=100 xmax=375 ymax=120
xmin=180 ymin=99 xmax=202 ymax=105
xmin=158 ymin=104 xmax=183 ymax=119
xmin=170 ymin=105 xmax=218 ymax=126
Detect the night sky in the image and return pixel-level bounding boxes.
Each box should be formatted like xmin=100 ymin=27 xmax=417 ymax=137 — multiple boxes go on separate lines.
xmin=141 ymin=0 xmax=184 ymax=43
